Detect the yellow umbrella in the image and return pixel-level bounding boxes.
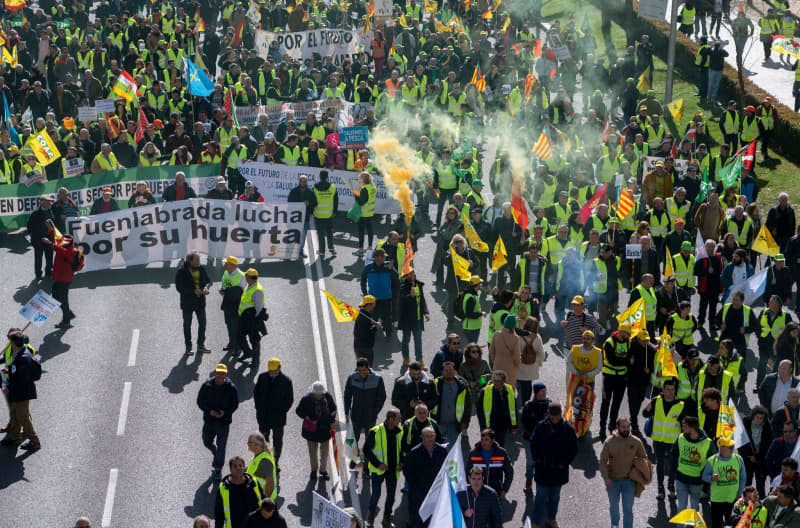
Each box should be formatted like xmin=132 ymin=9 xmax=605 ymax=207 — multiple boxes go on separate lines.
xmin=669 ymin=508 xmax=707 ymax=527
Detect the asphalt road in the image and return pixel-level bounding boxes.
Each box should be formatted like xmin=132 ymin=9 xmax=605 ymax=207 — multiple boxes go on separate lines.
xmin=0 ymin=198 xmax=780 ymax=528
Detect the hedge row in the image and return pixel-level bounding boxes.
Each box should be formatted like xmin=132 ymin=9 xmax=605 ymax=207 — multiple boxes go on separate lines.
xmin=592 ymin=0 xmax=800 ymax=163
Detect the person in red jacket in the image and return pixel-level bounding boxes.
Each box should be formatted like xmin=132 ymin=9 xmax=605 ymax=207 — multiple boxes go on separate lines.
xmin=238 ymin=181 xmax=265 ymax=202
xmin=40 ymin=224 xmax=80 ymax=328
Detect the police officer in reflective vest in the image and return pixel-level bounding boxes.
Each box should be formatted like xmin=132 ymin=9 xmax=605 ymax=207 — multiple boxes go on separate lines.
xmin=246 ymin=431 xmax=277 ymax=500
xmin=702 ymin=435 xmax=746 ymax=527
xmin=239 ymin=268 xmax=266 ymax=356
xmin=312 ymin=170 xmax=338 ymax=258
xmin=599 ymin=323 xmax=631 ymax=440
xmin=215 ymin=456 xmax=263 ymax=528
xmin=364 ymin=407 xmax=403 ymax=527
xmin=477 ymin=370 xmax=518 ymax=448
xmin=643 ymin=379 xmax=685 ymax=500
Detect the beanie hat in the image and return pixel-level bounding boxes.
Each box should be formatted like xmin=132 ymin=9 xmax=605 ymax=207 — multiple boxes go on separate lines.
xmin=502 ymin=314 xmax=517 ymax=329
xmin=533 ymin=382 xmax=546 ymax=395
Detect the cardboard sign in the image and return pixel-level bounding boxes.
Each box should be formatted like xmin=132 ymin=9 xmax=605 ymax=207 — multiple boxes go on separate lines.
xmin=78 ymin=106 xmax=97 ymax=122
xmin=63 ymin=157 xmax=84 ymax=178
xmin=19 ymin=289 xmax=61 ymax=325
xmin=339 ymin=126 xmax=368 ymax=149
xmin=626 ymin=244 xmax=642 ymax=260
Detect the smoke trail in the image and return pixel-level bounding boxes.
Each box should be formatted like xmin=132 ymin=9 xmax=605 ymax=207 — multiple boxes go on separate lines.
xmin=369 ymin=128 xmax=432 ymax=219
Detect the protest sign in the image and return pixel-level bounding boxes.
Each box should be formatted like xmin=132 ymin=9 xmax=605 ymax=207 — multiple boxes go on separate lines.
xmin=0 ymin=164 xmax=220 ymax=230
xmin=626 ymin=244 xmax=642 ymax=260
xmin=65 ymin=200 xmax=305 ymax=272
xmin=236 ymin=99 xmax=371 ymax=128
xmin=78 ymin=106 xmax=97 ymax=122
xmin=94 ymin=99 xmax=115 ymax=114
xmin=638 ymin=0 xmax=668 ymax=20
xmin=374 ymin=0 xmax=393 ymax=17
xmin=234 ymin=105 xmax=261 ymax=128
xmin=63 ymin=158 xmax=84 ymax=178
xmin=19 ymin=290 xmax=61 ymax=325
xmin=311 ymin=492 xmax=352 ymax=528
xmin=340 ymin=126 xmax=368 ymax=149
xmin=238 ymin=162 xmax=400 ymax=215
xmin=255 ymin=28 xmax=368 ymax=68
xmin=643 ymin=156 xmax=689 ymax=175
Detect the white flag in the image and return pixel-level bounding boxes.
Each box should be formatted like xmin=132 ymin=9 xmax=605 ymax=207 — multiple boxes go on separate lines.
xmin=733 ymin=405 xmax=750 ymax=449
xmin=695 ymin=229 xmax=708 ymax=260
xmin=419 ymin=434 xmax=467 ymax=521
xmin=427 ymin=476 xmax=466 ymax=528
xmin=724 ymin=268 xmax=768 ymax=305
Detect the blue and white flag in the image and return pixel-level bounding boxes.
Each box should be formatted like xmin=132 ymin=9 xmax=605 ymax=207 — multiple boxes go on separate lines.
xmin=183 ymin=57 xmax=214 ymax=96
xmin=723 ymin=267 xmax=768 ymax=305
xmin=419 ymin=434 xmax=468 ymax=522
xmin=4 ymin=93 xmax=19 ymax=146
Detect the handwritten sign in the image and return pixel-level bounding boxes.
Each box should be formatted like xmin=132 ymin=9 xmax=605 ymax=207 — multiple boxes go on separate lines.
xmin=19 ymin=289 xmax=61 ymax=326
xmin=626 ymin=244 xmax=642 ymax=260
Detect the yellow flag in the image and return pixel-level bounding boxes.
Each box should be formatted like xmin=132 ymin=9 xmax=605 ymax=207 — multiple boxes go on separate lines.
xmin=667 ymin=98 xmax=684 ymax=124
xmin=617 ymin=297 xmax=646 ymax=338
xmin=2 ymin=45 xmax=17 ymax=67
xmin=664 ymin=247 xmax=674 ymax=278
xmin=424 ymin=0 xmax=437 ymax=13
xmin=26 ymin=130 xmax=62 ymax=166
xmin=656 ymin=334 xmax=678 ymax=378
xmin=449 ymin=245 xmax=472 ymax=280
xmin=669 ymin=508 xmax=707 ymax=528
xmin=321 ymin=289 xmax=360 ymax=322
xmin=501 ymin=16 xmax=510 ymax=32
xmin=636 ymin=66 xmax=650 ymax=93
xmin=491 ymin=235 xmax=507 ymax=271
xmin=398 ymin=13 xmax=408 ymax=26
xmin=463 ymin=221 xmax=489 ymax=253
xmin=752 ymin=224 xmax=780 ymax=257
xmin=716 ymin=403 xmax=736 ymax=440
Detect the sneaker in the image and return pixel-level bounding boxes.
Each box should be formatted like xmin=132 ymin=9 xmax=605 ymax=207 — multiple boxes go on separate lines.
xmin=185 ymin=347 xmax=194 ymax=355
xmin=197 ymin=345 xmax=211 ymax=354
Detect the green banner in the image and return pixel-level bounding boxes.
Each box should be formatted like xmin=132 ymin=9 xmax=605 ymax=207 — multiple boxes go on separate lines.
xmin=0 ymin=164 xmax=221 ymax=230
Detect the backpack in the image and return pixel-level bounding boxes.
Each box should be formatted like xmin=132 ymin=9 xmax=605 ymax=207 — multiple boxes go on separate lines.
xmin=30 ymin=353 xmax=42 ymax=381
xmin=453 ymin=291 xmax=466 ymax=319
xmin=71 ymin=248 xmax=85 ymax=272
xmin=521 ymin=337 xmax=537 ymax=365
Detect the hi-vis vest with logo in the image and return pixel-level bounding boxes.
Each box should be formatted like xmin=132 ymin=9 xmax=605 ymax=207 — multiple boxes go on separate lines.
xmin=677 ymin=434 xmax=711 ymax=477
xmin=709 ymin=454 xmax=742 ymax=503
xmin=571 ymin=345 xmax=601 ymax=380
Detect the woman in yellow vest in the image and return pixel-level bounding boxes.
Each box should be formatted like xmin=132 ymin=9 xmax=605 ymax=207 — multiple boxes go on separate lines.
xmin=91 ymin=143 xmax=122 ymax=173
xmin=354 ymin=172 xmax=377 ymax=256
xmin=139 ymin=141 xmax=162 ymax=167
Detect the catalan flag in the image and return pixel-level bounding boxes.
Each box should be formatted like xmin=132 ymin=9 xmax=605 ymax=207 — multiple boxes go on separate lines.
xmin=401 ymin=237 xmax=414 ymax=276
xmin=471 ymin=66 xmax=486 ymax=92
xmin=615 ymin=188 xmax=635 ymax=219
xmin=524 ymin=73 xmax=536 ymax=103
xmin=321 ymin=289 xmax=360 ymax=322
xmin=531 ymin=128 xmax=552 ymax=160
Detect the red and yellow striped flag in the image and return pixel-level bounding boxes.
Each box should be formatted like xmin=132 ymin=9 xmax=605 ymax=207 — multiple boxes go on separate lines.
xmin=531 ymin=129 xmax=552 ymax=160
xmin=615 ymin=188 xmax=635 ymax=219
xmin=524 ymin=73 xmax=536 ymax=103
xmin=471 ymin=66 xmax=486 ymax=92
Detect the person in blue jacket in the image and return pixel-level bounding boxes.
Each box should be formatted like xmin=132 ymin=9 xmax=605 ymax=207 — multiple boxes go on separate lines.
xmin=360 ymin=247 xmax=399 ymax=341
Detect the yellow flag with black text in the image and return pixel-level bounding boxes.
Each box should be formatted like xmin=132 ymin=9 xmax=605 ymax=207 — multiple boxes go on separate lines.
xmin=321 ymin=289 xmax=359 ymax=322
xmin=751 ymin=224 xmax=780 ymax=257
xmin=637 ymin=66 xmax=651 ymax=93
xmin=463 ymin=221 xmax=489 ymax=253
xmin=667 ymin=98 xmax=684 ymax=124
xmin=617 ymin=297 xmax=646 ymax=337
xmin=450 ymin=245 xmax=472 ymax=281
xmin=26 ymin=130 xmax=62 ymax=166
xmin=491 ymin=235 xmax=507 ymax=271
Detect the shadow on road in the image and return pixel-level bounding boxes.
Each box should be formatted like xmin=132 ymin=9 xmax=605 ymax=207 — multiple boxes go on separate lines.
xmin=38 ymin=328 xmax=72 ymax=364
xmin=286 ymin=478 xmax=319 ymax=526
xmin=162 ymin=350 xmax=205 ymax=394
xmin=183 ymin=475 xmax=216 ymax=520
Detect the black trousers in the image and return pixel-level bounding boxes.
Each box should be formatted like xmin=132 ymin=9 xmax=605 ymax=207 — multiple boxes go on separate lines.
xmin=51 ymin=281 xmax=71 ymax=321
xmin=227 ymin=168 xmax=245 ymax=196
xmin=259 ymin=424 xmax=285 ymax=461
xmin=710 ymin=500 xmax=734 ymax=528
xmin=697 ymin=67 xmax=709 ymax=98
xmin=435 ymin=189 xmax=455 ymax=226
xmin=744 ymin=457 xmax=767 ymax=498
xmin=756 ymin=341 xmax=774 ymax=388
xmin=239 ymin=310 xmax=261 ymax=354
xmin=653 ymin=441 xmax=676 ymax=488
xmin=600 ymin=373 xmax=627 ymax=431
xmin=315 ymin=217 xmax=334 ymax=253
xmin=698 ymin=292 xmax=718 ymax=326
xmin=182 ymin=305 xmax=206 ymax=348
xmin=627 ymin=382 xmax=649 ymax=430
xmin=375 ymin=299 xmax=393 ymax=332
xmin=724 ymin=133 xmax=739 ymax=154
xmin=33 ymin=242 xmax=53 ymax=278
xmin=761 ymin=130 xmax=773 ymax=156
xmin=223 ymin=308 xmax=239 ymax=351
xmin=358 ymin=216 xmax=374 ymax=249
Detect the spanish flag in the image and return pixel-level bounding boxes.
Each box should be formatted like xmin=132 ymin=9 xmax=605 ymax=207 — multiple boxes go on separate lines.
xmin=401 ymin=237 xmax=414 ymax=277
xmin=231 ymin=19 xmax=245 ymax=47
xmin=321 ymin=289 xmax=360 ymax=322
xmin=5 ymin=0 xmax=25 ymax=12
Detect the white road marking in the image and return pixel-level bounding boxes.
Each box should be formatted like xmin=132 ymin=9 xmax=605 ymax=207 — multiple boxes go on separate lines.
xmin=303 ymin=234 xmax=328 ymax=389
xmin=101 ymin=468 xmax=119 ymax=527
xmin=116 ymin=382 xmax=132 ymax=436
xmin=127 ymin=329 xmax=139 ymax=367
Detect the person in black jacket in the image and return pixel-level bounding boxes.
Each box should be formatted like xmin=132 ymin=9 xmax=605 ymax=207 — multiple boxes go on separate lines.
xmin=430 ymin=333 xmax=464 ymax=378
xmin=214 ymin=456 xmax=262 ymax=528
xmin=765 ymin=255 xmax=793 ymax=307
xmin=739 ymin=405 xmax=773 ymax=498
xmin=468 ymin=429 xmax=514 ymax=500
xmin=403 ymin=427 xmax=448 ymax=528
xmin=206 ymin=176 xmax=236 ymax=200
xmin=353 ymin=295 xmax=381 ymax=365
xmin=391 ymin=362 xmax=437 ymax=421
xmin=162 ymin=171 xmax=198 ymax=202
xmin=253 ymin=357 xmax=294 ymax=469
xmin=529 ymin=402 xmax=579 ymax=527
xmin=0 ymin=331 xmax=41 ymax=450
xmin=175 ymin=252 xmax=211 ymax=355
xmin=26 ymin=195 xmax=54 ymax=280
xmin=457 ymin=466 xmax=503 ymax=528
xmin=521 ymin=382 xmax=550 ymax=494
xmin=398 ymin=270 xmax=430 ymax=365
xmin=287 ymin=174 xmax=317 ymax=258
xmin=296 ymin=381 xmax=337 ymax=480
xmin=245 ymin=498 xmax=287 ymax=528
xmin=759 ymin=360 xmax=800 ymax=413
xmin=344 ymin=358 xmax=387 ymax=462
xmin=197 ymin=363 xmax=240 ymax=479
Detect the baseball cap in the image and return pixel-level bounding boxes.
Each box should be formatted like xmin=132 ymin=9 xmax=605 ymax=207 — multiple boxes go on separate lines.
xmin=214 ymin=363 xmax=228 ymax=373
xmin=572 ymin=295 xmax=584 ymax=305
xmin=360 ymin=295 xmax=376 ymax=307
xmin=469 ymin=275 xmax=483 ymax=285
xmin=223 ymin=256 xmax=239 ymax=265
xmin=681 ymin=241 xmax=693 ymax=251
xmin=103 ymin=187 xmax=113 ymax=195
xmin=245 ymin=268 xmax=258 ymax=278
xmin=268 ymin=357 xmax=281 ymax=370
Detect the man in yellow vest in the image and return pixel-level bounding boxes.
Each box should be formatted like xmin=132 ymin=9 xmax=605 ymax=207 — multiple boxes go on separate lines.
xmin=90 ymin=143 xmax=121 ymax=173
xmin=756 ymin=295 xmax=792 ymax=387
xmin=631 ymin=273 xmax=658 ymax=338
xmin=599 ymin=323 xmax=631 ymax=440
xmin=364 ymin=407 xmax=403 ymax=527
xmin=312 ymin=170 xmax=338 ymax=258
xmin=214 ymin=455 xmax=262 ymax=526
xmin=477 ymin=370 xmax=518 ymax=447
xmin=720 ymin=100 xmax=741 ymax=153
xmin=239 ymin=268 xmax=266 ymax=356
xmin=701 ymin=435 xmax=746 ymax=525
xmin=739 ymin=105 xmax=760 ymax=148
xmin=643 ymin=379 xmax=684 ymax=499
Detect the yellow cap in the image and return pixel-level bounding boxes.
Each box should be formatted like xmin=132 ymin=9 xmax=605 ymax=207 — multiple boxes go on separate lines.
xmin=582 ymin=330 xmax=594 ymax=339
xmin=359 ymin=295 xmax=376 ymax=307
xmin=245 ymin=268 xmax=258 ymax=278
xmin=214 ymin=363 xmax=228 ymax=373
xmin=469 ymin=275 xmax=483 ymax=285
xmin=618 ymin=323 xmax=632 ymax=334
xmin=572 ymin=295 xmax=584 ymax=305
xmin=717 ymin=435 xmax=735 ymax=447
xmin=267 ymin=357 xmax=281 ymax=370
xmin=223 ymin=256 xmax=239 ymax=266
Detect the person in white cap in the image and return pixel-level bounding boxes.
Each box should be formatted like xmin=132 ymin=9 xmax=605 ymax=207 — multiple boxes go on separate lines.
xmin=295 ymin=381 xmax=337 ymax=481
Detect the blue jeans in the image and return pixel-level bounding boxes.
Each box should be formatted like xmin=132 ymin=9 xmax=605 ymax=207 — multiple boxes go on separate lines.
xmin=707 ymin=69 xmax=723 ymax=103
xmin=368 ymin=471 xmax=398 ymax=513
xmin=401 ymin=326 xmax=423 ymax=360
xmin=463 ymin=328 xmax=481 ymax=344
xmin=202 ymin=421 xmax=230 ymax=470
xmin=523 ymin=439 xmax=534 ymax=480
xmin=607 ymin=479 xmax=635 ymax=528
xmin=676 ymin=480 xmax=702 ymax=511
xmin=531 ymin=484 xmax=561 ymax=523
